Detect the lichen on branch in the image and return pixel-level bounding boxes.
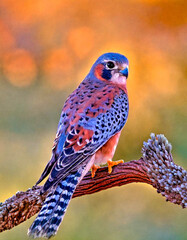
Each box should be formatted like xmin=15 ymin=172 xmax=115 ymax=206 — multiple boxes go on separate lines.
xmin=142 ymin=133 xmax=187 ymax=208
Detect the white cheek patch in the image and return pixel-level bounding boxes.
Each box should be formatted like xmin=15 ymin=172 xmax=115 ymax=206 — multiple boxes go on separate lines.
xmin=122 ymin=63 xmax=128 ymax=69
xmin=111 ymin=73 xmax=127 ymax=85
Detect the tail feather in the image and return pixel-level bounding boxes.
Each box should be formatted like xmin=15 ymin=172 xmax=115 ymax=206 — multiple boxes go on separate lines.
xmin=28 ymin=170 xmax=82 ymax=238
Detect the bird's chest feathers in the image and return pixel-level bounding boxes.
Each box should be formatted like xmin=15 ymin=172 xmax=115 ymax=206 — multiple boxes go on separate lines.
xmin=94 ymin=132 xmax=121 ymax=165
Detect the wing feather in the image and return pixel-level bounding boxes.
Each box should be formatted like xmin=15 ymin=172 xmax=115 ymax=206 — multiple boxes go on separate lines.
xmin=37 ymin=81 xmax=129 ymax=192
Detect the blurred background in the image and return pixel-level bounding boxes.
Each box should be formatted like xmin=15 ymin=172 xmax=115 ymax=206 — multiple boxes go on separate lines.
xmin=0 ymin=0 xmax=186 ymax=239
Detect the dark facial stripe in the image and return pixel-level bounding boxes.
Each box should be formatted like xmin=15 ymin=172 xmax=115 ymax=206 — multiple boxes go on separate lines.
xmin=102 ymin=68 xmax=112 ymax=80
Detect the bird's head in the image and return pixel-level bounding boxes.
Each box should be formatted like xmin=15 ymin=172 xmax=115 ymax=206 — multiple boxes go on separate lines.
xmin=89 ymin=52 xmax=129 ymax=86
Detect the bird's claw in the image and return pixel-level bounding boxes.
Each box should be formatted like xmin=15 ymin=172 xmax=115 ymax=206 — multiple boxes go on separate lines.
xmin=107 ymin=159 xmax=124 ymax=174
xmin=91 ymin=164 xmax=100 ymax=178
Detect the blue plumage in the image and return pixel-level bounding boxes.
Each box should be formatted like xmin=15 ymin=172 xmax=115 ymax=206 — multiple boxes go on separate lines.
xmin=28 ymin=169 xmax=82 ymax=238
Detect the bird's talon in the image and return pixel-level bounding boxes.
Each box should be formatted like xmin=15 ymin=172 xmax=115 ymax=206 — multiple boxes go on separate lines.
xmin=107 ymin=159 xmax=124 ymax=174
xmin=91 ymin=164 xmax=100 ymax=178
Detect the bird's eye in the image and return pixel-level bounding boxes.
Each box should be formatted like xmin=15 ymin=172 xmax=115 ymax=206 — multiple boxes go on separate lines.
xmin=106 ymin=61 xmax=115 ymax=69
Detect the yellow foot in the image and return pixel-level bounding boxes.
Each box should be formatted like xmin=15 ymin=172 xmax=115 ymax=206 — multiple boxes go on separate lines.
xmin=107 ymin=159 xmax=124 ymax=174
xmin=91 ymin=164 xmax=100 ymax=178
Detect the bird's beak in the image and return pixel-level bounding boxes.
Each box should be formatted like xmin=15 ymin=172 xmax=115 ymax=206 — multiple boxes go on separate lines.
xmin=120 ymin=66 xmax=128 ymax=78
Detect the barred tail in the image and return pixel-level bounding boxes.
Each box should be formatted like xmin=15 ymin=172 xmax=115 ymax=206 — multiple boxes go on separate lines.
xmin=28 ymin=170 xmax=82 ymax=239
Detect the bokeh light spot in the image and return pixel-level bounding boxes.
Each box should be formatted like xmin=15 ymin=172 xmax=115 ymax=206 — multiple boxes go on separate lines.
xmin=0 ymin=20 xmax=15 ymax=53
xmin=2 ymin=49 xmax=37 ymax=87
xmin=43 ymin=48 xmax=73 ymax=90
xmin=68 ymin=27 xmax=95 ymax=59
xmin=144 ymin=50 xmax=180 ymax=95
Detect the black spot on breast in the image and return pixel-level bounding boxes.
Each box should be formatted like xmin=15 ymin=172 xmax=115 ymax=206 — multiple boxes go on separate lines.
xmin=85 ymin=117 xmax=89 ymax=121
xmin=93 ymin=137 xmax=99 ymax=142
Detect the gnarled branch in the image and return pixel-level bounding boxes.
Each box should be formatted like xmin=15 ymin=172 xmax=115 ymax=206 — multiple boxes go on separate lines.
xmin=0 ymin=133 xmax=186 ymax=233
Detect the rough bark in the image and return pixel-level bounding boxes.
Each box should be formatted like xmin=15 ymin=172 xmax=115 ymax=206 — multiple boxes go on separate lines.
xmin=0 ymin=133 xmax=186 ymax=233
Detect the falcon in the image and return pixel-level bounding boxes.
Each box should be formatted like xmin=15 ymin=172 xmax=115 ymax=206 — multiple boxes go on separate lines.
xmin=28 ymin=52 xmax=129 ymax=238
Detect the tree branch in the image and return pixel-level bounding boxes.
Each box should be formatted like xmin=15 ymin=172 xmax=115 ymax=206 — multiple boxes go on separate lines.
xmin=0 ymin=133 xmax=186 ymax=233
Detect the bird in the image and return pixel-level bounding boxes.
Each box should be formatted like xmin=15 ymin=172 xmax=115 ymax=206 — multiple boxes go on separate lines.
xmin=28 ymin=52 xmax=129 ymax=238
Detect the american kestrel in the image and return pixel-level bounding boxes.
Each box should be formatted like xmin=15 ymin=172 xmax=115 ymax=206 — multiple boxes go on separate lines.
xmin=28 ymin=52 xmax=129 ymax=238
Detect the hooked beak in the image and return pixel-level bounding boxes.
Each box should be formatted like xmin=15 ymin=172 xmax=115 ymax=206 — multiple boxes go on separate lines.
xmin=120 ymin=67 xmax=128 ymax=78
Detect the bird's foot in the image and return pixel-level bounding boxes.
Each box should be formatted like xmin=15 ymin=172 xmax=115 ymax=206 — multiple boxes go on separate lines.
xmin=91 ymin=164 xmax=100 ymax=178
xmin=107 ymin=159 xmax=124 ymax=174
